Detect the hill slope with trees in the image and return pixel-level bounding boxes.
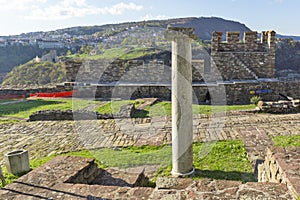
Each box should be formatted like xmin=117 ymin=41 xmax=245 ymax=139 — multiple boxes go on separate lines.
xmin=2 ymin=61 xmax=67 ymax=85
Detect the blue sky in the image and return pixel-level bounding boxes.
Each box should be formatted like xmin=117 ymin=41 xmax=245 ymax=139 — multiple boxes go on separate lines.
xmin=0 ymin=0 xmax=299 ymax=36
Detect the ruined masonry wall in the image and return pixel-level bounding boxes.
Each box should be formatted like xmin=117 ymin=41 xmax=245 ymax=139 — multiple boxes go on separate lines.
xmin=65 ymin=59 xmax=205 ymax=84
xmin=258 ymin=147 xmax=300 ymax=198
xmin=211 ymin=31 xmax=276 ymax=80
xmin=1 ymin=81 xmax=300 ymax=104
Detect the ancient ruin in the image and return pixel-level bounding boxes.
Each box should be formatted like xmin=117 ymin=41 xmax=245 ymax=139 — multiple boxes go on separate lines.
xmin=2 ymin=29 xmax=298 ymax=104
xmin=1 ymin=27 xmax=300 ymax=199
xmin=167 ymin=27 xmax=196 ymax=176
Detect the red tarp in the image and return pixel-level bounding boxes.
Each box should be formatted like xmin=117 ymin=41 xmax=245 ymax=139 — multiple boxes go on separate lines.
xmin=29 ymin=90 xmax=78 ymax=98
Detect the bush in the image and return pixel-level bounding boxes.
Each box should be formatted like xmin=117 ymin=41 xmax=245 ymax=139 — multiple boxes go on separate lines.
xmin=250 ymin=96 xmax=261 ymax=105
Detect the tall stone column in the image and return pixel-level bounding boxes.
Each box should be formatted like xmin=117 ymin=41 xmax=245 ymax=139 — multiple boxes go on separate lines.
xmin=167 ymin=27 xmax=197 ymax=176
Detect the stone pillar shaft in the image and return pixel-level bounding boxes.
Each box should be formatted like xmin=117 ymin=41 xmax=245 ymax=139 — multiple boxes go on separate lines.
xmin=171 ymin=34 xmax=194 ymax=176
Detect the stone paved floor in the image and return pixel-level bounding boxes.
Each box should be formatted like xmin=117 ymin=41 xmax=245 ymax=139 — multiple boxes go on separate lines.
xmin=0 ymin=112 xmax=299 ymax=199
xmin=0 ymin=156 xmax=294 ymax=200
xmin=0 ymin=112 xmax=299 ymax=165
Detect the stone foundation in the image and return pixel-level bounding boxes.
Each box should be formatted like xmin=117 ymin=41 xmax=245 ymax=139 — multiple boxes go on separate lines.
xmin=0 ymin=156 xmax=294 ymax=199
xmin=258 ymin=99 xmax=300 ymax=113
xmin=258 ymin=147 xmax=300 ymax=199
xmin=1 ymin=79 xmax=300 ymax=105
xmin=28 ymin=104 xmax=136 ymax=121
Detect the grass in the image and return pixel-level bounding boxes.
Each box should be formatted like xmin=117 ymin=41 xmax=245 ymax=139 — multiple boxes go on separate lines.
xmin=91 ymin=145 xmax=171 ymax=168
xmin=0 ymin=99 xmax=16 ymax=103
xmin=0 ymin=98 xmax=255 ymax=121
xmin=193 ymin=140 xmax=254 ymax=182
xmin=95 ymin=99 xmax=145 ymax=114
xmin=0 ymin=140 xmax=254 ymax=188
xmin=96 ymin=100 xmax=256 ymax=117
xmin=67 ymin=47 xmax=157 ymax=60
xmin=0 ymin=150 xmax=100 ymax=188
xmin=0 ymin=98 xmax=94 ymax=119
xmin=272 ymin=135 xmax=300 ymax=147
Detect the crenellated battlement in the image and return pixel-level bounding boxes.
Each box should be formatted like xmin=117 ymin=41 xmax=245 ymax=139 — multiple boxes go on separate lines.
xmin=211 ymin=30 xmax=276 ymax=53
xmin=211 ymin=30 xmax=276 ymax=80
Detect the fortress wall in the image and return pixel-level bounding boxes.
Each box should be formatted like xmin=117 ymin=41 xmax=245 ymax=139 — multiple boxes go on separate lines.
xmin=1 ymin=80 xmax=300 ymax=105
xmin=211 ymin=31 xmax=276 ymax=80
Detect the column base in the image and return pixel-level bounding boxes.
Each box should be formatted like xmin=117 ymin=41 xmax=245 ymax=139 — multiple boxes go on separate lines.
xmin=171 ymin=167 xmax=195 ymax=177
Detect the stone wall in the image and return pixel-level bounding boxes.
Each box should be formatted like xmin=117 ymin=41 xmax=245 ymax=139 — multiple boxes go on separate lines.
xmin=73 ymin=80 xmax=300 ymax=105
xmin=211 ymin=31 xmax=276 ymax=80
xmin=65 ymin=59 xmax=206 ymax=84
xmin=1 ymin=80 xmax=300 ymax=105
xmin=28 ymin=104 xmax=136 ymax=121
xmin=65 ymin=157 xmax=103 ymax=184
xmin=257 ymin=99 xmax=300 ymax=113
xmin=0 ymin=86 xmax=64 ymax=98
xmin=258 ymin=147 xmax=300 ymax=198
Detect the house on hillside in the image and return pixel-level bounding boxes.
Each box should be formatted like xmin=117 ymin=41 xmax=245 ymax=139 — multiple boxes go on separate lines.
xmin=36 ymin=39 xmax=65 ymax=49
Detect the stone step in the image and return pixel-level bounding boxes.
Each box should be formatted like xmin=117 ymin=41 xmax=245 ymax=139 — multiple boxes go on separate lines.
xmin=92 ymin=166 xmax=150 ymax=187
xmin=230 ymin=53 xmax=259 ymax=79
xmin=152 ymin=177 xmax=292 ymax=199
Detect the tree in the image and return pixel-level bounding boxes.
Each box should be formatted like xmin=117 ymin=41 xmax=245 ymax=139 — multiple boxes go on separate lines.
xmin=80 ymin=45 xmax=94 ymax=54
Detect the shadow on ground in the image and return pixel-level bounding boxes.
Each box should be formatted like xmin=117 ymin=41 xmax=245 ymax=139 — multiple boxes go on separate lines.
xmin=194 ymin=169 xmax=256 ymax=183
xmin=0 ymin=100 xmax=63 ymax=116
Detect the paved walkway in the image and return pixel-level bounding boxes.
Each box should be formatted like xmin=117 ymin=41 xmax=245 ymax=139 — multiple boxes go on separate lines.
xmin=0 ymin=112 xmax=299 ymax=164
xmin=0 ymin=112 xmax=299 ymax=199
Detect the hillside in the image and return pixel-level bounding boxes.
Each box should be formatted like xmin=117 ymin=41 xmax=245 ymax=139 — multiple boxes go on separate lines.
xmin=0 ymin=45 xmax=43 ymax=74
xmin=2 ymin=61 xmax=67 ymax=85
xmin=1 ymin=16 xmax=300 ymax=86
xmin=169 ymin=17 xmax=251 ymax=40
xmin=0 ymin=17 xmax=251 ymax=78
xmin=10 ymin=17 xmax=251 ymax=41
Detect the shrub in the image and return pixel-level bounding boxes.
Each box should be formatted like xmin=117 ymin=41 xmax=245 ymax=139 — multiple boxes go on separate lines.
xmin=250 ymin=96 xmax=261 ymax=105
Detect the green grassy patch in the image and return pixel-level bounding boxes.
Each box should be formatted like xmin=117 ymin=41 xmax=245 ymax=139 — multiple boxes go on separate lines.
xmin=92 ymin=145 xmax=171 ymax=168
xmin=0 ymin=140 xmax=254 ymax=187
xmin=158 ymin=140 xmax=254 ymax=182
xmin=96 ymin=100 xmax=255 ymax=117
xmin=1 ymin=99 xmax=255 ymax=120
xmin=193 ymin=140 xmax=254 ymax=182
xmin=0 ymin=98 xmax=94 ymax=119
xmin=95 ymin=99 xmax=144 ymax=114
xmin=272 ymin=135 xmax=300 ymax=147
xmin=0 ymin=119 xmax=20 ymax=124
xmin=145 ymin=101 xmax=255 ymax=116
xmin=0 ymin=99 xmax=16 ymax=103
xmin=67 ymin=47 xmax=157 ymax=60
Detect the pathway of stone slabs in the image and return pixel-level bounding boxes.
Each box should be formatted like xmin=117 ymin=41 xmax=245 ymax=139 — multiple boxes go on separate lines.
xmin=0 ymin=112 xmax=299 ymax=199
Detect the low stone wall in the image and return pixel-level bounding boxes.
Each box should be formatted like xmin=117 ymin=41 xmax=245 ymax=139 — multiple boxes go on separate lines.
xmin=65 ymin=157 xmax=103 ymax=184
xmin=0 ymin=86 xmax=65 ymax=98
xmin=257 ymin=99 xmax=300 ymax=113
xmin=0 ymin=156 xmax=293 ymax=199
xmin=28 ymin=110 xmax=98 ymax=121
xmin=28 ymin=104 xmax=136 ymax=121
xmin=258 ymin=147 xmax=300 ymax=198
xmin=1 ymin=80 xmax=300 ymax=105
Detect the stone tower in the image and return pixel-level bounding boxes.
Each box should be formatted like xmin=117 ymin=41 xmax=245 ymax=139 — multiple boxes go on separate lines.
xmin=210 ymin=30 xmax=276 ymax=80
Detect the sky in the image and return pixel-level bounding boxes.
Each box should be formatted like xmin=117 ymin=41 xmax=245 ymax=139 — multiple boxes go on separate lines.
xmin=0 ymin=0 xmax=299 ymax=36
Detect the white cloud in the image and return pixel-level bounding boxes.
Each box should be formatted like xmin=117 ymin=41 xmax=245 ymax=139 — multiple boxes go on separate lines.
xmin=27 ymin=1 xmax=143 ymax=20
xmin=29 ymin=0 xmax=143 ymax=20
xmin=0 ymin=0 xmax=47 ymax=10
xmin=0 ymin=0 xmax=143 ymax=20
xmin=141 ymin=14 xmax=169 ymax=21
